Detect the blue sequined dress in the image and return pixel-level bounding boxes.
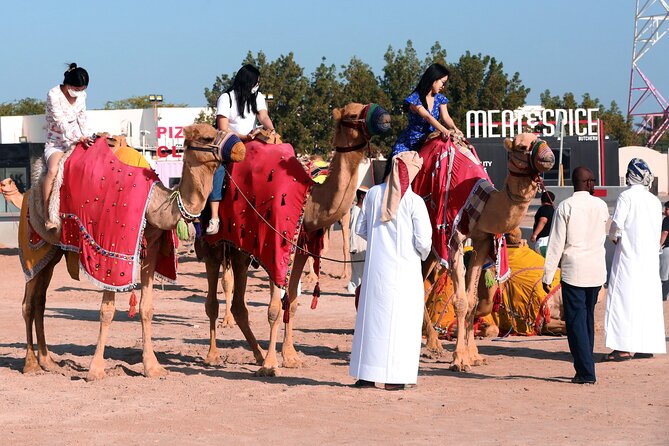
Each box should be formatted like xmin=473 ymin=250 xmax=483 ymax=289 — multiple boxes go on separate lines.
xmin=391 ymin=91 xmax=449 ymax=157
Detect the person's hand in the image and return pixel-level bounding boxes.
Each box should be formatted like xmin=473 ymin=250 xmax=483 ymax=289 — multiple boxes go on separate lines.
xmin=80 ymin=136 xmax=94 ymax=149
xmin=542 ymin=282 xmax=551 ymax=294
xmin=530 ymin=234 xmax=537 ymax=243
xmin=440 ymin=130 xmax=451 ymax=141
xmin=454 ymin=128 xmax=464 ymax=138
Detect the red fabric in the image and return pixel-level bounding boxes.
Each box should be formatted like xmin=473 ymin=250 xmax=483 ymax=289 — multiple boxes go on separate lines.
xmin=206 ymin=140 xmax=323 ymax=288
xmin=58 ymin=140 xmax=177 ymax=291
xmin=398 ymin=159 xmax=409 ymax=198
xmin=412 ymin=138 xmax=509 ymax=280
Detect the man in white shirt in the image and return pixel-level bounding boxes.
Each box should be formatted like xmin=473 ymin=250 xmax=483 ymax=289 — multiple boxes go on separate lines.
xmin=542 ymin=167 xmax=609 ymax=384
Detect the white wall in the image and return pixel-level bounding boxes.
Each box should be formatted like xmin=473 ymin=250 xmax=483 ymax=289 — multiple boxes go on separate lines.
xmin=0 ymin=107 xmax=207 ymax=148
xmin=618 ymin=146 xmax=668 ymax=193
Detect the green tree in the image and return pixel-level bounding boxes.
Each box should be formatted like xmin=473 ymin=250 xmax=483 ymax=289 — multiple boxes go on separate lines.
xmin=0 ymin=98 xmax=46 ymax=116
xmin=302 ymin=58 xmax=343 ymax=153
xmin=103 ymin=95 xmax=186 ymax=110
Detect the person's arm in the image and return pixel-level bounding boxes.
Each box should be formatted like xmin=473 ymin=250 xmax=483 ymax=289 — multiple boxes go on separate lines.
xmin=355 ymin=194 xmax=369 ymax=241
xmin=531 ymin=217 xmax=549 ymax=243
xmin=609 ymin=194 xmax=630 ymax=244
xmin=409 ymin=103 xmax=451 ymax=136
xmin=439 ymin=103 xmax=463 ymax=136
xmin=411 ymin=194 xmax=433 ymax=261
xmin=257 ymin=109 xmax=275 ymax=132
xmin=543 ymin=205 xmax=567 ymax=285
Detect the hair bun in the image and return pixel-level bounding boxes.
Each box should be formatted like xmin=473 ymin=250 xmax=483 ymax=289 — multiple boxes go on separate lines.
xmin=68 ymin=63 xmax=78 ymax=71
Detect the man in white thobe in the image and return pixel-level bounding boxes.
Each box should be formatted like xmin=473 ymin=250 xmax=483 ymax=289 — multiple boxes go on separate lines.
xmin=605 ymin=158 xmax=667 ymax=360
xmin=349 ymin=151 xmax=432 ymax=390
xmin=347 ymin=186 xmax=368 ymax=295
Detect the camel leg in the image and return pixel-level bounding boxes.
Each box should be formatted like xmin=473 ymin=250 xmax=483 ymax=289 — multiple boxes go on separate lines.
xmin=256 ymin=282 xmax=283 ymax=376
xmin=422 ymin=255 xmax=444 ymax=356
xmin=229 ymin=252 xmax=265 ymax=365
xmin=139 ymin=233 xmax=168 ymax=378
xmin=22 ymin=279 xmax=40 ymax=373
xmin=463 ymin=236 xmax=493 ymax=367
xmin=204 ymin=258 xmax=223 ymax=365
xmin=337 ymin=213 xmax=351 ymax=280
xmin=33 ymin=255 xmax=61 ymax=372
xmin=86 ymin=291 xmax=115 ymax=381
xmin=450 ymin=233 xmax=472 ymax=372
xmin=282 ymin=253 xmax=309 ymax=368
xmin=219 ymin=266 xmax=235 ymax=328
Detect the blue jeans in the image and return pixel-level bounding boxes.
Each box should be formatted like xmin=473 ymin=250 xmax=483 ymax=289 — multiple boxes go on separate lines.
xmin=209 ymin=164 xmax=226 ymax=202
xmin=561 ymin=281 xmax=600 ymax=382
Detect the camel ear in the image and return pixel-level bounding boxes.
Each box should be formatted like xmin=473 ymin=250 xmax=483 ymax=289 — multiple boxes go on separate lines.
xmin=183 ymin=125 xmax=195 ymax=142
xmin=332 ymin=108 xmax=343 ymax=122
xmin=504 ymin=137 xmax=514 ymax=151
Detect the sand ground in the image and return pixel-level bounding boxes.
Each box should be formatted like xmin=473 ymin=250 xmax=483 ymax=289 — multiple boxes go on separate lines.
xmin=0 ymin=230 xmax=667 ymax=445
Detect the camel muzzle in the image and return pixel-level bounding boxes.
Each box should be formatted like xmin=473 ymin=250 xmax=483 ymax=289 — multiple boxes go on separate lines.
xmin=366 ymin=104 xmax=391 ymax=135
xmin=530 ymin=139 xmax=555 ymax=173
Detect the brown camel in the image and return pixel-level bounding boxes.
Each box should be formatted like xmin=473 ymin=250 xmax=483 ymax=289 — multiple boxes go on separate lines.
xmin=1 ymin=177 xmax=24 ymax=209
xmin=20 ymin=125 xmax=245 ymax=381
xmin=421 ymin=133 xmax=555 ymax=371
xmin=203 ymin=102 xmax=390 ymax=375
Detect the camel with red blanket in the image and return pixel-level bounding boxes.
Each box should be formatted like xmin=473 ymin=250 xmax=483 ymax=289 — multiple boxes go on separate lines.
xmin=201 ymin=102 xmax=390 ymax=376
xmin=414 ymin=133 xmax=554 ymax=371
xmin=19 ymin=125 xmax=245 ymax=381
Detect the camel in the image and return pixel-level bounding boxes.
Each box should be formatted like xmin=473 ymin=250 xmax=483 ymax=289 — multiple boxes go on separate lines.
xmin=19 ymin=125 xmax=246 ymax=381
xmin=202 ymin=102 xmax=390 ymax=375
xmin=1 ymin=177 xmax=24 ymax=209
xmin=420 ymin=133 xmax=555 ymax=371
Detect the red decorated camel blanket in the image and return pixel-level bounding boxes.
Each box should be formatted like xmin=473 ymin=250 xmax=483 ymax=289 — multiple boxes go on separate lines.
xmin=24 ymin=139 xmax=177 ymax=291
xmin=412 ymin=137 xmax=509 ymax=281
xmin=206 ymin=140 xmax=323 ymax=289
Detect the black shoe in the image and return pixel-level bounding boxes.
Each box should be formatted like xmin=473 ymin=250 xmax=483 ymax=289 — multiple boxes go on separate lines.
xmin=352 ymin=379 xmax=375 ymax=388
xmin=633 ymin=353 xmax=654 ymax=359
xmin=571 ymin=375 xmax=596 ymax=385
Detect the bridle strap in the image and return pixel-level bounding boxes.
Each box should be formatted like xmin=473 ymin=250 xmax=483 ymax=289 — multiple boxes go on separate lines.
xmin=336 ymin=104 xmax=373 ymax=153
xmin=187 ymin=130 xmax=227 ymax=161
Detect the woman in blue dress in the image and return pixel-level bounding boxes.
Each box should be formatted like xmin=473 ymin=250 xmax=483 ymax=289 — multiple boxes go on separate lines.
xmin=391 ymin=63 xmax=462 ymax=159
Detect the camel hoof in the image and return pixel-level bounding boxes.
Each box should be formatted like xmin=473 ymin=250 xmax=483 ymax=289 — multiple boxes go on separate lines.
xmin=204 ymin=354 xmax=224 ymax=366
xmin=86 ymin=368 xmax=107 ymax=382
xmin=450 ymin=363 xmax=472 ymax=373
xmin=255 ymin=366 xmax=280 ymax=377
xmin=471 ymin=357 xmax=487 ymax=366
xmin=282 ymin=356 xmax=303 ymax=369
xmin=144 ymin=364 xmax=168 ymax=378
xmin=39 ymin=355 xmax=59 ymax=372
xmin=23 ymin=358 xmax=41 ymax=374
xmin=217 ymin=317 xmax=236 ymax=329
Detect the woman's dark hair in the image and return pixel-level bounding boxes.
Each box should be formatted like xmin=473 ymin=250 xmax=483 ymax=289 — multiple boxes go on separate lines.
xmin=412 ymin=63 xmax=450 ymax=109
xmin=63 ymin=63 xmax=89 ymax=88
xmin=225 ymin=64 xmax=261 ymax=118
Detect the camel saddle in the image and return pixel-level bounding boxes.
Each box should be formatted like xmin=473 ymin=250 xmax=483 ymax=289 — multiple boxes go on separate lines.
xmin=412 ymin=137 xmax=509 ymax=280
xmin=205 ymin=140 xmax=323 ymax=289
xmin=24 ymin=139 xmax=177 ymax=291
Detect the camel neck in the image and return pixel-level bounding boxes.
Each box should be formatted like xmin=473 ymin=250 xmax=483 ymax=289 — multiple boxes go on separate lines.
xmin=303 ymin=150 xmax=365 ymax=232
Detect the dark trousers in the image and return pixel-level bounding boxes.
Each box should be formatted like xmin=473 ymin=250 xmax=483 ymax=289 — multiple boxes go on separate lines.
xmin=561 ymin=281 xmax=600 ymax=381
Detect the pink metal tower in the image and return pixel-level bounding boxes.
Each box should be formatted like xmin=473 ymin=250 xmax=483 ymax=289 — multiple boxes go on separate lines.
xmin=628 ymin=0 xmax=669 ymax=149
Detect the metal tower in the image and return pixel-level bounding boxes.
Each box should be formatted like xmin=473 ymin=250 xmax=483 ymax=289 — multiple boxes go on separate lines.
xmin=628 ymin=0 xmax=669 ymax=149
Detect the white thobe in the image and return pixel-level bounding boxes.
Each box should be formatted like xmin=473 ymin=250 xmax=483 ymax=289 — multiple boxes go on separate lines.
xmin=605 ymin=185 xmax=666 ymax=354
xmin=348 ymin=205 xmax=367 ymax=294
xmin=349 ymin=183 xmax=432 ymax=384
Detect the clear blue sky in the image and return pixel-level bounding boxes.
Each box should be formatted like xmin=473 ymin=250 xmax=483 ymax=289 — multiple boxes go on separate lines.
xmin=1 ymin=0 xmax=666 ymax=113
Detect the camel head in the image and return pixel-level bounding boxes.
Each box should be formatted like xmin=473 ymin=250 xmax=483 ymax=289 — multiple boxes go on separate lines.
xmin=183 ymin=124 xmax=246 ymax=165
xmin=1 ymin=177 xmax=17 ymax=193
xmin=504 ymin=133 xmax=555 ymax=177
xmin=332 ymin=103 xmax=390 ymax=152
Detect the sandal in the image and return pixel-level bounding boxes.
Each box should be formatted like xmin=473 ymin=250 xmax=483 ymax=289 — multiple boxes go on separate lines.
xmin=352 ymin=379 xmax=375 ymax=388
xmin=602 ymin=350 xmax=632 ymax=362
xmin=384 ymin=383 xmax=416 ymax=391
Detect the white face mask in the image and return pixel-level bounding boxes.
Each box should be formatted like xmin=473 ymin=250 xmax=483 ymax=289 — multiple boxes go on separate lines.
xmin=68 ymin=88 xmax=84 ymax=98
xmin=251 ymin=84 xmax=259 ymax=94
